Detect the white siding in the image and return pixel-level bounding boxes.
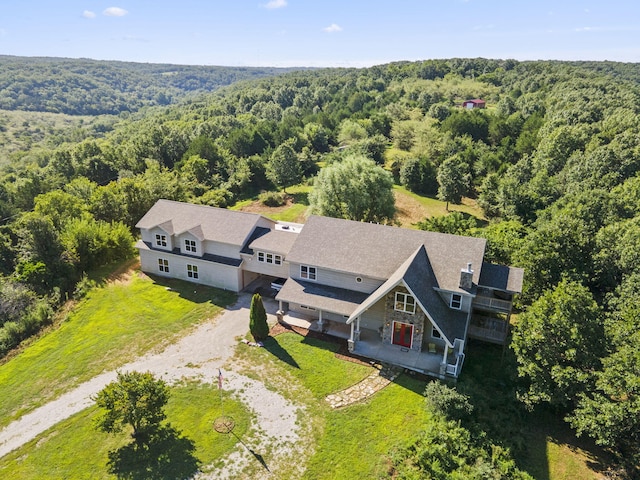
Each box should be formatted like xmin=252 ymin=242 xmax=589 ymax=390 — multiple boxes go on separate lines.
xmin=145 ymin=227 xmax=174 ymax=251
xmin=359 ymin=297 xmax=385 ymax=330
xmin=203 ymin=241 xmax=242 ymax=259
xmin=177 ymin=232 xmax=203 ymax=258
xmin=437 ymin=290 xmax=473 ymax=313
xmin=288 ymin=263 xmax=383 ymax=294
xmin=242 ymin=254 xmax=289 ymax=278
xmin=138 ymin=249 xmax=242 ymax=291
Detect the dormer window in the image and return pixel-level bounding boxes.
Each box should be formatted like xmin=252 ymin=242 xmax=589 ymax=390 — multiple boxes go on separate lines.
xmin=155 ymin=234 xmax=167 ymax=247
xmin=185 ymin=239 xmax=197 ymax=253
xmin=450 ymin=293 xmax=462 ymax=310
xmin=395 ymin=292 xmax=416 ymax=314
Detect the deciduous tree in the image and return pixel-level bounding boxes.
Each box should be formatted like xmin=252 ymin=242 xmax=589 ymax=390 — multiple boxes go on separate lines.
xmin=309 ymin=155 xmax=395 ymax=223
xmin=94 ymin=371 xmax=169 ymax=444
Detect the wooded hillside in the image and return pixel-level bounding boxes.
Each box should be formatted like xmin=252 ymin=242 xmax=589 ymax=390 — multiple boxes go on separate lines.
xmin=1 ymin=57 xmax=640 ymax=477
xmin=0 ymin=56 xmax=297 ymax=115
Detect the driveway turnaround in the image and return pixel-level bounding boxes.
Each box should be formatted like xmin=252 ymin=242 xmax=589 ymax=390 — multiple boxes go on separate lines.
xmin=0 ymin=294 xmax=306 ymax=478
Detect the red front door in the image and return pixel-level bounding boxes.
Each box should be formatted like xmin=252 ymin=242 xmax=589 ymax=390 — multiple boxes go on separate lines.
xmin=392 ymin=321 xmax=413 ymax=348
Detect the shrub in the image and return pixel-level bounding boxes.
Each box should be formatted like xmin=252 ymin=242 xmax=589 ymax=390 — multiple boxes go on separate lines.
xmin=259 ymin=191 xmax=287 ymax=207
xmin=424 ymin=380 xmax=474 ymax=422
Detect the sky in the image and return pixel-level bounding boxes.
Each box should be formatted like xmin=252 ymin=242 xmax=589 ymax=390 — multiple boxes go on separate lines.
xmin=1 ymin=1 xmax=639 ymax=67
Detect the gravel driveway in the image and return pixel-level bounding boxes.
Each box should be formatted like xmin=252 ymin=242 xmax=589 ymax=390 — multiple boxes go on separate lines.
xmin=0 ymin=294 xmax=307 ymax=478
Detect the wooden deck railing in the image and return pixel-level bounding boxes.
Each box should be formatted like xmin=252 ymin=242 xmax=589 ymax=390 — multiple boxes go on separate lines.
xmin=473 ymin=295 xmax=512 ymax=312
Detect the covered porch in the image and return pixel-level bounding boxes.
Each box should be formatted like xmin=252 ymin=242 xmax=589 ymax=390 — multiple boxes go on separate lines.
xmin=349 ymin=326 xmax=465 ymax=379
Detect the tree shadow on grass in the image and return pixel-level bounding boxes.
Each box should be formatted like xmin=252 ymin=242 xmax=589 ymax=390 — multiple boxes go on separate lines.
xmin=261 ymin=336 xmax=300 ymax=369
xmin=289 ymin=191 xmax=309 ymax=205
xmin=147 ymin=274 xmax=237 ymax=307
xmin=107 ymin=424 xmax=199 ymax=480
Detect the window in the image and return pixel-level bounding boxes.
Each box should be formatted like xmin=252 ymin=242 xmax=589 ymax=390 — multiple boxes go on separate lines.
xmin=432 ymin=327 xmax=442 ymax=339
xmin=300 ymin=305 xmax=316 ymax=311
xmin=187 ymin=264 xmax=198 ymax=279
xmin=395 ymin=292 xmax=416 ymax=314
xmin=258 ymin=251 xmax=282 ymax=265
xmin=450 ymin=293 xmax=462 ymax=310
xmin=300 ymin=265 xmax=317 ymax=281
xmin=155 ymin=234 xmax=167 ymax=247
xmin=184 ymin=239 xmax=197 ymax=253
xmin=355 ymin=277 xmax=363 ymax=283
xmin=158 ymin=258 xmax=169 ymax=273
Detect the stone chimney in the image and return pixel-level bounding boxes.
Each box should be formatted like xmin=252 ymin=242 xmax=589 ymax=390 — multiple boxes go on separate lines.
xmin=459 ymin=262 xmax=474 ymax=290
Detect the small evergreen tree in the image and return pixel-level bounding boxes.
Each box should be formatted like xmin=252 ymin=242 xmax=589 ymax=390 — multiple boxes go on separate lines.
xmin=249 ymin=293 xmax=269 ymax=341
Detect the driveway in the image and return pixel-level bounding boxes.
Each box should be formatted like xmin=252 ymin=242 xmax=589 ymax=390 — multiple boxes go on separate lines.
xmin=0 ymin=294 xmax=307 ymax=478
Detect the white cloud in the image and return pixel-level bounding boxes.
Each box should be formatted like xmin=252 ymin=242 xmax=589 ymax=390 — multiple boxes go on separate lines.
xmin=82 ymin=10 xmax=96 ymax=19
xmin=264 ymin=0 xmax=287 ymax=9
xmin=323 ymin=23 xmax=343 ymax=33
xmin=103 ymin=7 xmax=129 ymax=17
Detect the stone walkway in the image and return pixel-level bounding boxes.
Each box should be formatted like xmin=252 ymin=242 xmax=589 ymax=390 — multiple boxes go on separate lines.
xmin=325 ymin=364 xmax=403 ymax=409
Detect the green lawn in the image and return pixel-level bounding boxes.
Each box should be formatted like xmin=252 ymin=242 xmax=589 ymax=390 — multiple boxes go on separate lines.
xmin=394 ymin=184 xmax=486 ymax=221
xmin=235 ymin=332 xmax=432 ymax=479
xmin=0 ymin=271 xmax=235 ymax=428
xmin=0 ymin=382 xmax=249 ymax=480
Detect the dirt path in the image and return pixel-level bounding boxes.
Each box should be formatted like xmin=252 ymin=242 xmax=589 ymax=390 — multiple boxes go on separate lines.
xmin=0 ymin=295 xmax=307 ymax=478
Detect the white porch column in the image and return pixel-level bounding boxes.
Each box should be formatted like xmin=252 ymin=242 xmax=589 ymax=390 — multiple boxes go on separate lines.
xmin=318 ymin=310 xmax=324 ymax=327
xmin=440 ymin=344 xmax=449 ymax=376
xmin=348 ymin=321 xmax=355 ymax=352
xmin=354 ymin=316 xmax=361 ymax=341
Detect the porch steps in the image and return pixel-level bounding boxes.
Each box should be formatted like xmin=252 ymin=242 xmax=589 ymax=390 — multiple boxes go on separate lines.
xmin=325 ymin=364 xmax=403 ymax=409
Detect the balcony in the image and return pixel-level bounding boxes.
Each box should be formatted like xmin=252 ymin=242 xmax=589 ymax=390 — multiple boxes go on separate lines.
xmin=468 ymin=314 xmax=509 ymax=344
xmin=473 ymin=288 xmax=513 ymax=313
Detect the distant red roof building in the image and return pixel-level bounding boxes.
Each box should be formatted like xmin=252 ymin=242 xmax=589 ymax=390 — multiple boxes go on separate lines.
xmin=462 ymin=99 xmax=486 ymax=109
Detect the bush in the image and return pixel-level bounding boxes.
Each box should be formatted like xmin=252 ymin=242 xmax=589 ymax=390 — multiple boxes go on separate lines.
xmin=424 ymin=380 xmax=474 ymax=422
xmin=259 ymin=191 xmax=287 ymax=207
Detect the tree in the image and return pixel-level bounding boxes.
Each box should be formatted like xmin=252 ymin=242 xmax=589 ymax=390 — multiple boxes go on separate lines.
xmin=266 ymin=142 xmax=303 ymax=193
xmin=309 ymin=155 xmax=396 ymax=223
xmin=437 ymin=156 xmax=471 ymax=210
xmin=511 ymin=280 xmax=605 ymax=410
xmin=94 ymin=371 xmax=169 ymax=444
xmin=249 ymin=293 xmax=269 ymax=341
xmin=416 ymin=211 xmax=477 ymax=236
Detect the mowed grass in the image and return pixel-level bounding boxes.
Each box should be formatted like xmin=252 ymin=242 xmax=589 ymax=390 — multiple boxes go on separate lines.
xmin=0 ymin=271 xmax=235 ymax=428
xmin=236 ymin=332 xmax=431 ymax=479
xmin=0 ymin=381 xmax=249 ymax=480
xmin=393 ymin=184 xmax=485 ymax=228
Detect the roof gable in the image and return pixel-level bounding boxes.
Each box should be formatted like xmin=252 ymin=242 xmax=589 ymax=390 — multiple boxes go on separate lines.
xmin=136 ymin=199 xmax=274 ymax=247
xmin=349 ymin=246 xmax=468 ymax=346
xmin=286 ymin=215 xmax=486 ymax=291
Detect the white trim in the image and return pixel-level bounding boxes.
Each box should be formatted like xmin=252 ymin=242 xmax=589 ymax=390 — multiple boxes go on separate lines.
xmin=450 ymin=293 xmax=462 ymax=310
xmin=391 ymin=320 xmax=414 ymax=349
xmin=300 ymin=265 xmax=317 ymax=281
xmin=394 ymin=291 xmax=416 ymax=314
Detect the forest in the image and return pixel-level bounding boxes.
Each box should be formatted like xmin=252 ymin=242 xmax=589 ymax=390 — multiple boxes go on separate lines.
xmin=0 ymin=56 xmax=639 ymax=478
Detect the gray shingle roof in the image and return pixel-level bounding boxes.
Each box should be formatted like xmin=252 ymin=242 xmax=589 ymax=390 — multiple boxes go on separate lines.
xmin=249 ymin=230 xmax=299 ymax=256
xmin=136 ymin=200 xmax=272 ymax=247
xmin=286 ymin=215 xmax=487 ymax=292
xmin=479 ymin=262 xmax=524 ymax=293
xmin=349 ymin=246 xmax=468 ymax=346
xmin=275 ymin=278 xmax=370 ymax=316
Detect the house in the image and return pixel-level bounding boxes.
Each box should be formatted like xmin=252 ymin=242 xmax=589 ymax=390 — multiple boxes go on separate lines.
xmin=136 ymin=200 xmax=523 ymax=379
xmin=462 ymin=99 xmax=486 ymax=109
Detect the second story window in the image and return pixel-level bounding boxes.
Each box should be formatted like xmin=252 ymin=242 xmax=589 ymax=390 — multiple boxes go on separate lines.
xmin=395 ymin=291 xmax=416 ymax=314
xmin=258 ymin=251 xmax=282 ymax=265
xmin=450 ymin=293 xmax=462 ymax=310
xmin=155 ymin=234 xmax=167 ymax=247
xmin=185 ymin=239 xmax=197 ymax=253
xmin=300 ymin=265 xmax=317 ymax=281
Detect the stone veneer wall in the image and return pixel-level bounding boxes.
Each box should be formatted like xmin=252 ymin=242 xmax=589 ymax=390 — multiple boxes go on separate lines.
xmin=382 ymin=287 xmax=425 ymax=352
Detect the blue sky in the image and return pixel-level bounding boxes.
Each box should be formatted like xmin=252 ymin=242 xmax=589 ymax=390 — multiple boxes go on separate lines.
xmin=1 ymin=1 xmax=639 ymax=67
